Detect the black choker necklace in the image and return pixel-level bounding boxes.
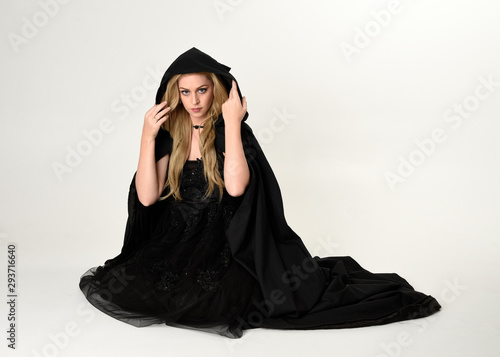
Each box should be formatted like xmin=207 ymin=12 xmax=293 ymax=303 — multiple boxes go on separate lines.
xmin=192 ymin=125 xmax=204 ymax=129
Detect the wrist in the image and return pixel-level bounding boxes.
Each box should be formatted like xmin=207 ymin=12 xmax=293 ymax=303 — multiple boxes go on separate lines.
xmin=225 ymin=121 xmax=241 ymax=130
xmin=141 ymin=135 xmax=156 ymax=146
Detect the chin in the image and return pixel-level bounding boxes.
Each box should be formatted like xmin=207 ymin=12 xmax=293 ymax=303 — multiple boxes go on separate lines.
xmin=193 ymin=111 xmax=209 ymax=119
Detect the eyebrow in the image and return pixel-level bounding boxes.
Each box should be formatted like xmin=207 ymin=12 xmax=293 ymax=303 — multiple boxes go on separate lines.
xmin=178 ymin=84 xmax=209 ymax=90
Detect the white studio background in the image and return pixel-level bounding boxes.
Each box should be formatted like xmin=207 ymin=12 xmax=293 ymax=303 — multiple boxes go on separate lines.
xmin=1 ymin=0 xmax=499 ymax=356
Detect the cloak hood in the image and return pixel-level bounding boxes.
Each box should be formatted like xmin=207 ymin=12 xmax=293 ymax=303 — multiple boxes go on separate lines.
xmin=155 ymin=47 xmax=248 ymax=125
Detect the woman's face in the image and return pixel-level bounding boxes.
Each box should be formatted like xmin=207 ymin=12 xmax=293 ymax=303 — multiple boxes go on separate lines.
xmin=177 ymin=74 xmax=214 ymax=122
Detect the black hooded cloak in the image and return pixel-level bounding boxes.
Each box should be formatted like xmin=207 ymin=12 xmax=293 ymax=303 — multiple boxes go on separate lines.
xmin=80 ymin=47 xmax=441 ymax=339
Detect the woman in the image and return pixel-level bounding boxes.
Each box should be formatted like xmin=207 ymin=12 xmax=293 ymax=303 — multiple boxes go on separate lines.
xmin=80 ymin=47 xmax=441 ymax=339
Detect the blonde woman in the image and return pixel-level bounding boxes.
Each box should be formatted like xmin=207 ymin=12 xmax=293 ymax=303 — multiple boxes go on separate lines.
xmin=80 ymin=47 xmax=440 ymax=339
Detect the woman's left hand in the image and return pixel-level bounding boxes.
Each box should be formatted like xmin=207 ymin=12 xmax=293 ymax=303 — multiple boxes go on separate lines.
xmin=222 ymin=80 xmax=247 ymax=126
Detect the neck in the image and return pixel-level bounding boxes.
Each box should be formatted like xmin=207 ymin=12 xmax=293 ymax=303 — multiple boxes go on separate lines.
xmin=191 ymin=116 xmax=208 ymax=127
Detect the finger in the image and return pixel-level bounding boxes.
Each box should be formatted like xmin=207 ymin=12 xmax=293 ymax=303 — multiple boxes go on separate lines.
xmin=156 ymin=115 xmax=169 ymax=126
xmin=152 ymin=103 xmax=169 ymax=120
xmin=156 ymin=101 xmax=168 ymax=112
xmin=146 ymin=106 xmax=155 ymax=116
xmin=242 ymin=96 xmax=247 ymax=112
xmin=156 ymin=106 xmax=171 ymax=118
xmin=230 ymin=80 xmax=237 ymax=98
xmin=148 ymin=101 xmax=166 ymax=118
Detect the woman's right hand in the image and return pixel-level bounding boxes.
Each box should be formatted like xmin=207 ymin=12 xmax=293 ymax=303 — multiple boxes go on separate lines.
xmin=142 ymin=101 xmax=171 ymax=141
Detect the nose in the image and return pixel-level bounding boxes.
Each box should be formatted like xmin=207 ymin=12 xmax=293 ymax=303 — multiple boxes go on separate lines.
xmin=192 ymin=93 xmax=200 ymax=105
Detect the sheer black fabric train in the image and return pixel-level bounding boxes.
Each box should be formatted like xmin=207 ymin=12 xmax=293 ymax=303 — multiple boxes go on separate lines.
xmin=79 ymin=48 xmax=441 ymax=339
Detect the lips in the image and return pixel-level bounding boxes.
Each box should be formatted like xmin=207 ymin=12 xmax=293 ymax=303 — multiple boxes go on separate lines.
xmin=191 ymin=108 xmax=201 ymax=113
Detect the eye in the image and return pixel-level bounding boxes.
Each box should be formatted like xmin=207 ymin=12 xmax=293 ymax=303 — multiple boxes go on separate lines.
xmin=181 ymin=90 xmax=189 ymax=96
xmin=199 ymin=88 xmax=207 ymax=94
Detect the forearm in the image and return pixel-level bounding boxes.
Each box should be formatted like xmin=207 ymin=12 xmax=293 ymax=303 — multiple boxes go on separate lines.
xmin=136 ymin=137 xmax=160 ymax=206
xmin=224 ymin=122 xmax=250 ymax=196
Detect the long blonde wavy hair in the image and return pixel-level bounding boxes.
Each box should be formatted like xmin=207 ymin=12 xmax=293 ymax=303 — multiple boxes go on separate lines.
xmin=158 ymin=72 xmax=229 ymax=203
